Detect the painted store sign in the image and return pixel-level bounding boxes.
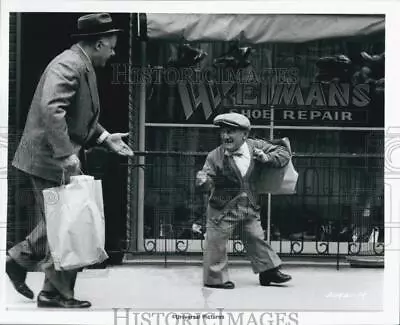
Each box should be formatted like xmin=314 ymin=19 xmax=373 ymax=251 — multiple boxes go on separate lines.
xmin=177 ymin=72 xmax=374 ymax=126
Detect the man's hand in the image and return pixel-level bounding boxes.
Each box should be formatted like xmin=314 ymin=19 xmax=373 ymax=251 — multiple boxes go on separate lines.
xmin=60 ymin=153 xmax=81 ymax=174
xmin=192 ymin=223 xmax=203 ymax=234
xmin=196 ymin=170 xmax=208 ymax=186
xmin=253 ymin=148 xmax=269 ymax=163
xmin=103 ymin=133 xmax=134 ymax=157
xmin=192 ymin=223 xmax=206 ymax=239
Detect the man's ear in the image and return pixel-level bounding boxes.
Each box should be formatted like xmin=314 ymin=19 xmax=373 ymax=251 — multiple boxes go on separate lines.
xmin=94 ymin=40 xmax=102 ymax=51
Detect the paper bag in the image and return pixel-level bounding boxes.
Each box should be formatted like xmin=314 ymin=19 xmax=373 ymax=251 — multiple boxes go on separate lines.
xmin=43 ymin=175 xmax=108 ymax=271
xmin=255 ymin=138 xmax=299 ymax=195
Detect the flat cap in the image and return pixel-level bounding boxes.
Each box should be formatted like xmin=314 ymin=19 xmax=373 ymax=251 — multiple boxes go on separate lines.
xmin=213 ymin=113 xmax=251 ymax=130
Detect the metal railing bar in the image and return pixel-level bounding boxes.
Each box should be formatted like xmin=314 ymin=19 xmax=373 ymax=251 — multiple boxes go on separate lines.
xmin=125 ymin=151 xmax=384 ymax=158
xmin=145 ymin=123 xmax=384 ymax=131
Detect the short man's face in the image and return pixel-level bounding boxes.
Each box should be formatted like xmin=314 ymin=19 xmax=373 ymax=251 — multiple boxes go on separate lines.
xmin=96 ymin=34 xmax=117 ymax=67
xmin=220 ymin=126 xmax=248 ymax=152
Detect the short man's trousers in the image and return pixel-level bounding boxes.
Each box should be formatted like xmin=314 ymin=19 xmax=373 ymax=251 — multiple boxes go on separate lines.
xmin=203 ymin=194 xmax=281 ymax=285
xmin=8 ymin=174 xmax=78 ymax=299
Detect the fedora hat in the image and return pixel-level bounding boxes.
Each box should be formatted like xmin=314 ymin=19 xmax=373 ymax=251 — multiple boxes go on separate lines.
xmin=71 ymin=13 xmax=123 ymax=38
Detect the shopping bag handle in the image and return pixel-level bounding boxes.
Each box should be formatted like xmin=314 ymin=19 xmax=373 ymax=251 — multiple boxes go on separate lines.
xmin=61 ymin=168 xmax=85 ymax=186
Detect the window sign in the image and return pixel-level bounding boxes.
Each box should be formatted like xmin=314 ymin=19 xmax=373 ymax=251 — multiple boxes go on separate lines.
xmin=144 ymin=40 xmax=384 ymax=127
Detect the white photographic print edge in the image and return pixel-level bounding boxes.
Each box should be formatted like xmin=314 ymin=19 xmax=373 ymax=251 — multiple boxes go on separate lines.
xmin=1 ymin=1 xmax=399 ymax=325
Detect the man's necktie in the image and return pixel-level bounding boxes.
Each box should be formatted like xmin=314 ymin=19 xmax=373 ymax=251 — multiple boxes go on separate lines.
xmin=225 ymin=151 xmax=243 ymax=157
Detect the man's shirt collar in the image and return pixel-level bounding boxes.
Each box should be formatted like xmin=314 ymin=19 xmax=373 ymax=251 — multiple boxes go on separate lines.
xmin=225 ymin=142 xmax=250 ymax=158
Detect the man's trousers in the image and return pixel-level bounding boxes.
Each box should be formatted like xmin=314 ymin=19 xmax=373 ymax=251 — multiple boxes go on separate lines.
xmin=8 ymin=174 xmax=78 ymax=299
xmin=203 ymin=194 xmax=282 ymax=285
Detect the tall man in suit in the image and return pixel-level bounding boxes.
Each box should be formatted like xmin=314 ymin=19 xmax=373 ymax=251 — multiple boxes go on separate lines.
xmin=6 ymin=13 xmax=134 ymax=308
xmin=196 ymin=113 xmax=292 ymax=289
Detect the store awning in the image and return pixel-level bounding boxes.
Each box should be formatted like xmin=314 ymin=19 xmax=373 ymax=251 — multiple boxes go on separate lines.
xmin=146 ymin=14 xmax=385 ymax=43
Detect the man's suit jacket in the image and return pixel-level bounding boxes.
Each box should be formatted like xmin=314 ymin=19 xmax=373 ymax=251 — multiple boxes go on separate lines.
xmin=200 ymin=138 xmax=291 ymax=219
xmin=13 ymin=44 xmax=105 ymax=183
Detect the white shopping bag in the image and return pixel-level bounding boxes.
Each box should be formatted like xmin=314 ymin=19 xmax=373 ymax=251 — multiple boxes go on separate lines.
xmin=274 ymin=159 xmax=299 ymax=194
xmin=43 ymin=175 xmax=108 ymax=271
xmin=255 ymin=137 xmax=299 ymax=195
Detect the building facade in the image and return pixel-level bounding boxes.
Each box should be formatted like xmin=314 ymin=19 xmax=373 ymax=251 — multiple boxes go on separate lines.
xmin=7 ymin=13 xmax=385 ymax=263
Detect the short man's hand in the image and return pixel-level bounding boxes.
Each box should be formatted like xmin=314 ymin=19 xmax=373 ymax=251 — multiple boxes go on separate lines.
xmin=196 ymin=170 xmax=208 ymax=186
xmin=104 ymin=133 xmax=134 ymax=157
xmin=253 ymin=148 xmax=269 ymax=163
xmin=192 ymin=223 xmax=203 ymax=234
xmin=60 ymin=154 xmax=81 ymax=174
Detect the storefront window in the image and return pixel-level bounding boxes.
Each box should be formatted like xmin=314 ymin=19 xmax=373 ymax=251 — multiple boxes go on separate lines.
xmin=144 ymin=128 xmax=383 ymax=242
xmin=142 ymin=37 xmax=384 ymax=249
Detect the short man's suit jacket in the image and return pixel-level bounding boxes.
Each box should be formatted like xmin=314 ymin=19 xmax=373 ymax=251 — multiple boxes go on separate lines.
xmin=201 ymin=138 xmax=291 ymax=213
xmin=13 ymin=44 xmax=105 ymax=183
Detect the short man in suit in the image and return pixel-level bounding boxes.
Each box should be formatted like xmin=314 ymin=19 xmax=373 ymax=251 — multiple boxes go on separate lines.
xmin=6 ymin=13 xmax=133 ymax=308
xmin=196 ymin=113 xmax=292 ymax=289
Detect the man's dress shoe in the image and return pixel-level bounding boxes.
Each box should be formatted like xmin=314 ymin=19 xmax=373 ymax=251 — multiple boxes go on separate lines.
xmin=259 ymin=268 xmax=292 ymax=286
xmin=204 ymin=281 xmax=235 ymax=289
xmin=6 ymin=256 xmax=34 ymax=299
xmin=37 ymin=291 xmax=91 ymax=308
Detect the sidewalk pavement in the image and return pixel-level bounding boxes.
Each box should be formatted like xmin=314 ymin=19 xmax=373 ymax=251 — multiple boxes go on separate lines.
xmin=5 ymin=263 xmax=383 ymax=312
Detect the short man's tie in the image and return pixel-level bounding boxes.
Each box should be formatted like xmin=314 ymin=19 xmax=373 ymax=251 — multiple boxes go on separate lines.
xmin=225 ymin=151 xmax=243 ymax=157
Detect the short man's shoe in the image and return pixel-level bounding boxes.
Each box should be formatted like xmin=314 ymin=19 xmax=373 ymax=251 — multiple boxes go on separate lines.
xmin=259 ymin=268 xmax=292 ymax=286
xmin=6 ymin=256 xmax=34 ymax=299
xmin=204 ymin=281 xmax=235 ymax=289
xmin=37 ymin=291 xmax=91 ymax=308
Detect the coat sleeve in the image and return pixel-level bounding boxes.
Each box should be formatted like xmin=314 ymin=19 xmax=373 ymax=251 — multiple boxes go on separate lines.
xmin=41 ymin=61 xmax=79 ymax=158
xmin=253 ymin=138 xmax=291 ymax=168
xmin=82 ymin=123 xmax=109 ymax=149
xmin=91 ymin=123 xmax=107 ymax=144
xmin=93 ymin=123 xmax=106 ymax=140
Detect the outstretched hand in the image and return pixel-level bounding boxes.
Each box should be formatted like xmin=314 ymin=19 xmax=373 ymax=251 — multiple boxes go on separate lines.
xmin=104 ymin=133 xmax=134 ymax=157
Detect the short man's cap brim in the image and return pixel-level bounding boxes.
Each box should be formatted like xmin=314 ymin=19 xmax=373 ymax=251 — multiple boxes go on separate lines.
xmin=214 ymin=120 xmax=248 ymax=129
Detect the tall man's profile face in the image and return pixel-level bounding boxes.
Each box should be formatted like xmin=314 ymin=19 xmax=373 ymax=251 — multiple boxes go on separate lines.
xmin=220 ymin=126 xmax=248 ymax=152
xmin=93 ymin=34 xmax=117 ymax=67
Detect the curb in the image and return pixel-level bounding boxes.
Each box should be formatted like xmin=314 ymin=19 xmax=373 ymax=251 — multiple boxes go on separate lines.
xmin=120 ymin=258 xmax=350 ymax=268
xmin=346 ymin=256 xmax=384 ymax=268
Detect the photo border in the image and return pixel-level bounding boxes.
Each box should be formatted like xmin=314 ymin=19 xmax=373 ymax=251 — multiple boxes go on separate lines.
xmin=1 ymin=1 xmax=399 ymax=324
